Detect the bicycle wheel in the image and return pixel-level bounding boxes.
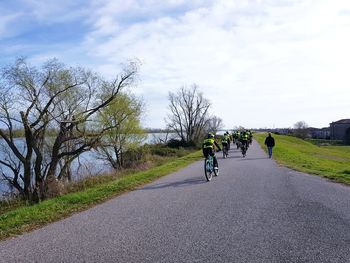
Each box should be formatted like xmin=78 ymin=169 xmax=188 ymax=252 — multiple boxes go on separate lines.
xmin=204 ymin=159 xmax=213 ymax=181
xmin=242 ymin=147 xmax=246 ymax=157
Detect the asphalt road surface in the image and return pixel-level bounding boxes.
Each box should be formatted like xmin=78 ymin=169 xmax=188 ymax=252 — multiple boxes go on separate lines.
xmin=1 ymin=141 xmax=350 ymax=262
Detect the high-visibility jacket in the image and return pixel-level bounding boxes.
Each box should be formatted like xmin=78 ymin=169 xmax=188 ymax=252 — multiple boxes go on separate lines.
xmin=202 ymin=138 xmax=221 ymax=150
xmin=203 ymin=138 xmax=215 ymax=148
xmin=241 ymin=134 xmax=248 ymax=141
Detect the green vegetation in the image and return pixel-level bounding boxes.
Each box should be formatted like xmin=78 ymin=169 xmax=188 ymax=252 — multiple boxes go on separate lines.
xmin=305 ymin=138 xmax=344 ymax=146
xmin=96 ymin=92 xmax=146 ymax=169
xmin=0 ymin=150 xmax=202 ymax=240
xmin=0 ymin=199 xmax=26 ymax=215
xmin=0 ymin=58 xmax=140 ymax=202
xmin=255 ymin=133 xmax=350 ymax=184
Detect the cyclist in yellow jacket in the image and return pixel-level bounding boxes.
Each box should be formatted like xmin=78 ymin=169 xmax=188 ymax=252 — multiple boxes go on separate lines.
xmin=222 ymin=132 xmax=230 ymax=155
xmin=202 ymin=133 xmax=221 ymax=170
xmin=240 ymin=131 xmax=249 ymax=149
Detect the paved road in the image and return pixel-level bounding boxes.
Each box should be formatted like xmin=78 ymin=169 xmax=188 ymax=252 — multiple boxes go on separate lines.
xmin=1 ymin=141 xmax=350 ymax=262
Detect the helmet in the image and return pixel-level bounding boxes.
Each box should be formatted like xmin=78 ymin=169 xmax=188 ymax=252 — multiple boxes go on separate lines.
xmin=207 ymin=133 xmax=214 ymax=138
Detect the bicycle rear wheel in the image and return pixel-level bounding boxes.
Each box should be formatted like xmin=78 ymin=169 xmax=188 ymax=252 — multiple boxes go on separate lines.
xmin=242 ymin=147 xmax=246 ymax=157
xmin=204 ymin=159 xmax=213 ymax=181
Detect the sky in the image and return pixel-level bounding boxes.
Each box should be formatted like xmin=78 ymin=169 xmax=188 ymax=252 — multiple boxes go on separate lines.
xmin=0 ymin=0 xmax=349 ymax=129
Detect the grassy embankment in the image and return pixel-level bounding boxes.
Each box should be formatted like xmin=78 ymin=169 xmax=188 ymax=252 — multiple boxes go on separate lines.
xmin=0 ymin=150 xmax=202 ymax=241
xmin=255 ymin=133 xmax=350 ymax=184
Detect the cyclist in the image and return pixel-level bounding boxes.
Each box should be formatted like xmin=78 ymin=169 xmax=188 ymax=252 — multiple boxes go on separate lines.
xmin=221 ymin=132 xmax=229 ymax=156
xmin=233 ymin=131 xmax=240 ymax=147
xmin=240 ymin=131 xmax=249 ymax=150
xmin=202 ymin=133 xmax=221 ymax=171
xmin=225 ymin=131 xmax=232 ymax=150
xmin=247 ymin=130 xmax=253 ymax=145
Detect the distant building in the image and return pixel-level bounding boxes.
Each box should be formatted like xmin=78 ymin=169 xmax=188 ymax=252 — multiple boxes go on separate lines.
xmin=309 ymin=127 xmax=330 ymax=139
xmin=275 ymin=128 xmax=292 ymax=135
xmin=254 ymin=128 xmax=292 ymax=135
xmin=330 ymin=119 xmax=350 ymax=143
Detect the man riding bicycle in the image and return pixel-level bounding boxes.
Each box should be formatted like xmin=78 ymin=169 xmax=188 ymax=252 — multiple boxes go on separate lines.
xmin=202 ymin=133 xmax=221 ymax=170
xmin=247 ymin=130 xmax=253 ymax=145
xmin=221 ymin=132 xmax=230 ymax=156
xmin=226 ymin=131 xmax=232 ymax=149
xmin=240 ymin=131 xmax=249 ymax=150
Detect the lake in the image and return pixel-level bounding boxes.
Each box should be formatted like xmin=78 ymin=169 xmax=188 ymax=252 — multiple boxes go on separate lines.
xmin=0 ymin=133 xmax=176 ymax=198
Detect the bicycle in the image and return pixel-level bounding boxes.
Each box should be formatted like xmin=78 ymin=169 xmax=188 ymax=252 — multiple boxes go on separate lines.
xmin=222 ymin=144 xmax=228 ymax=158
xmin=241 ymin=143 xmax=247 ymax=157
xmin=204 ymin=155 xmax=218 ymax=181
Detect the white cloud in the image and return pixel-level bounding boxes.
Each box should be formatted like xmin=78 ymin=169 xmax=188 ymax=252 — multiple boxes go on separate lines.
xmin=78 ymin=0 xmax=350 ymax=128
xmin=0 ymin=13 xmax=23 ymax=39
xmin=2 ymin=0 xmax=350 ymax=128
xmin=20 ymin=0 xmax=89 ymax=24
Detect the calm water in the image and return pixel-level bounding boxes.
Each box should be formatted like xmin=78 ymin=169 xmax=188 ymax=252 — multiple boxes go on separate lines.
xmin=0 ymin=133 xmax=176 ymax=197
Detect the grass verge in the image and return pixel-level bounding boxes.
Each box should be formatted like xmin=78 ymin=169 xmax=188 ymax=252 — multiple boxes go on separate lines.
xmin=255 ymin=133 xmax=350 ymax=184
xmin=0 ymin=150 xmax=202 ymax=241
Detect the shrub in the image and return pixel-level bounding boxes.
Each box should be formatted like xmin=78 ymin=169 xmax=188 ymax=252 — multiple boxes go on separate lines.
xmin=122 ymin=146 xmax=151 ymax=168
xmin=167 ymin=139 xmax=198 ymax=148
xmin=167 ymin=139 xmax=184 ymax=148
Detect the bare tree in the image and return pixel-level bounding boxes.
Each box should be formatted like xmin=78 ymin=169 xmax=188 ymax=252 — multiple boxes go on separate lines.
xmin=293 ymin=120 xmax=309 ymax=139
xmin=0 ymin=58 xmax=139 ymax=201
xmin=205 ymin=116 xmax=224 ymax=134
xmin=166 ymin=85 xmax=211 ymax=145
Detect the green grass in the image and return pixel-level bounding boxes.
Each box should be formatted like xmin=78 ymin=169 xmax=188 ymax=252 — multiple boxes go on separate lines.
xmin=255 ymin=133 xmax=350 ymax=184
xmin=0 ymin=150 xmax=202 ymax=240
xmin=306 ymin=138 xmax=344 ymax=146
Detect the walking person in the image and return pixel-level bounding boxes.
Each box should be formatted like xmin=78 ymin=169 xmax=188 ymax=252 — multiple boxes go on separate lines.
xmin=264 ymin=132 xmax=275 ymax=158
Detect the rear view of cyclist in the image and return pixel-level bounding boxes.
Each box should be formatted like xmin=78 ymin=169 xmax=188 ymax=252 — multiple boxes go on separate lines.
xmin=202 ymin=133 xmax=221 ymax=170
xmin=221 ymin=132 xmax=229 ymax=156
xmin=225 ymin=131 xmax=232 ymax=150
xmin=240 ymin=131 xmax=249 ymax=149
xmin=247 ymin=130 xmax=253 ymax=145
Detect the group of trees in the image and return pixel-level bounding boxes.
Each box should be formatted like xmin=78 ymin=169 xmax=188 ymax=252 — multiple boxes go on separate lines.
xmin=0 ymin=59 xmax=221 ymax=202
xmin=0 ymin=58 xmax=142 ymax=201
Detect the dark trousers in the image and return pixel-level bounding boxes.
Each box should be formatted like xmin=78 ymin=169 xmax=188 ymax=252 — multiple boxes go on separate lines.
xmin=241 ymin=140 xmax=248 ymax=148
xmin=202 ymin=148 xmax=218 ymax=168
xmin=222 ymin=142 xmax=228 ymax=152
xmin=267 ymin=147 xmax=273 ymax=158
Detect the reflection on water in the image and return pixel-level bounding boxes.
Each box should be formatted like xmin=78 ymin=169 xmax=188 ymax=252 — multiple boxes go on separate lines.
xmin=0 ymin=133 xmax=176 ymax=197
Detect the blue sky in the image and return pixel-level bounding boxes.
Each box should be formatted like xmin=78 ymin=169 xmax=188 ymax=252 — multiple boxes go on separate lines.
xmin=1 ymin=0 xmax=350 ymax=129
